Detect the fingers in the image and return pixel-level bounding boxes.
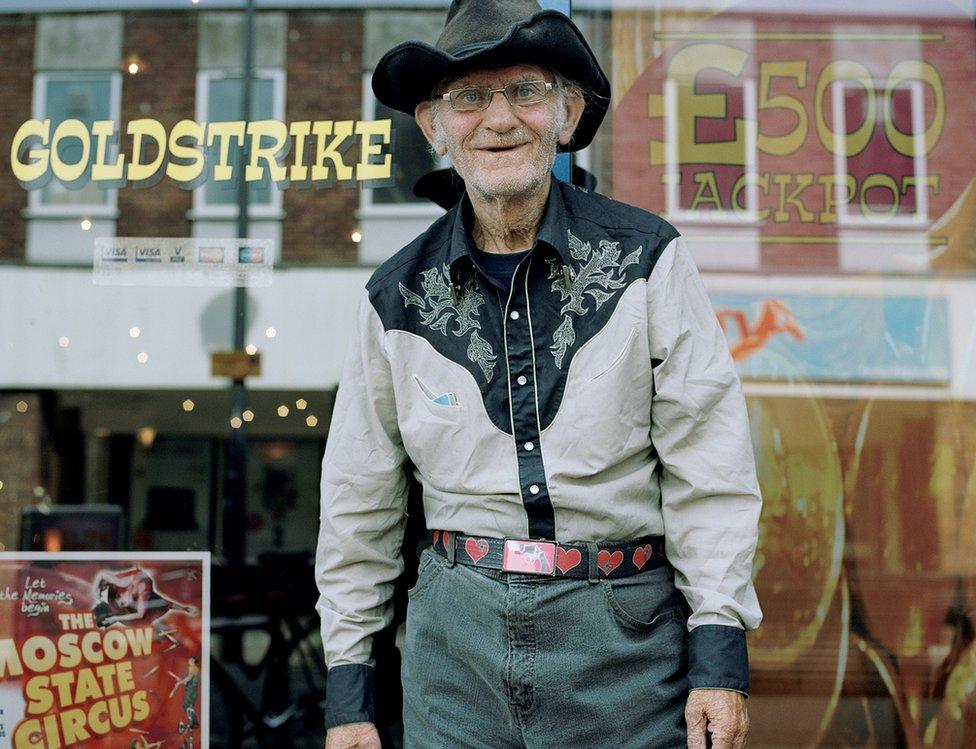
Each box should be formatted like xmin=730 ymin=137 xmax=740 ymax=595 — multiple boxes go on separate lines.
xmin=685 ymin=703 xmax=708 ymax=749
xmin=686 ymin=690 xmax=749 ymax=749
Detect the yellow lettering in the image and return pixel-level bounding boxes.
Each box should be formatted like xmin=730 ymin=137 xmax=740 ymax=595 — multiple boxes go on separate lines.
xmin=288 ymin=120 xmax=312 ymax=182
xmin=757 ymin=61 xmax=808 ymax=156
xmin=311 ymin=120 xmax=354 ymax=182
xmin=91 ymin=120 xmax=124 ymax=182
xmin=10 ymin=119 xmax=51 ymax=183
xmin=773 ymin=173 xmax=815 ymax=222
xmin=860 ymin=172 xmax=900 ymax=219
xmin=49 ymin=119 xmax=90 ymax=183
xmin=206 ymin=121 xmax=246 ymax=181
xmin=355 ymin=119 xmax=392 ymax=181
xmin=817 ymin=173 xmax=856 ymax=223
xmin=668 ymin=44 xmax=749 ymax=165
xmin=815 ymin=60 xmax=875 ymax=156
xmin=166 ymin=119 xmax=206 ymax=185
xmin=126 ymin=119 xmax=167 ymax=183
xmin=24 ymin=675 xmax=53 ymax=714
xmin=246 ymin=119 xmax=288 ymax=182
xmin=884 ymin=60 xmax=944 ymax=157
xmin=690 ymin=171 xmax=723 ymax=210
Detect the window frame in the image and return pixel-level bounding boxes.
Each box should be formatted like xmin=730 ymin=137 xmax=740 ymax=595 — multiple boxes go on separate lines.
xmin=192 ymin=67 xmax=287 ymax=220
xmin=833 ymin=77 xmax=930 ymax=229
xmin=662 ymin=76 xmax=762 ymax=226
xmin=359 ymin=72 xmax=448 ymax=218
xmin=28 ymin=70 xmax=122 ymax=219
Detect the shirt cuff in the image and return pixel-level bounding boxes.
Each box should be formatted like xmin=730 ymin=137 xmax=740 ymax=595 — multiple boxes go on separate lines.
xmin=324 ymin=663 xmax=375 ymax=730
xmin=687 ymin=624 xmax=750 ymax=696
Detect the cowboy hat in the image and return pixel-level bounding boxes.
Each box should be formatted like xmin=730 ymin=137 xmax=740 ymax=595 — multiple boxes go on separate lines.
xmin=371 ymin=0 xmax=610 ymax=152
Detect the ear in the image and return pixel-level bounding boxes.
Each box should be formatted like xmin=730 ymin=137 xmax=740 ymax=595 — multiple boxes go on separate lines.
xmin=415 ymin=100 xmax=447 ymax=157
xmin=557 ymin=89 xmax=585 ymax=147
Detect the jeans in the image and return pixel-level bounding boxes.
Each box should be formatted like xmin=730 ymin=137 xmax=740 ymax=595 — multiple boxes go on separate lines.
xmin=401 ymin=545 xmax=689 ymax=748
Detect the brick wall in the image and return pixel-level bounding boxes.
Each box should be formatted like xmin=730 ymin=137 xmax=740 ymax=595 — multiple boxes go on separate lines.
xmin=282 ymin=11 xmax=363 ymax=264
xmin=116 ymin=12 xmax=196 ymax=239
xmin=0 ymin=16 xmax=34 ymax=262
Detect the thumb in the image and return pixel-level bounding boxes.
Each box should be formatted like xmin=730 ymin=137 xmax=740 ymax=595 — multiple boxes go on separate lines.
xmin=686 ymin=705 xmax=708 ymax=749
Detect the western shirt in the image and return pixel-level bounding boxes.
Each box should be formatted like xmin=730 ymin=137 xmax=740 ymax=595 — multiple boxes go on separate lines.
xmin=316 ymin=179 xmax=763 ymax=729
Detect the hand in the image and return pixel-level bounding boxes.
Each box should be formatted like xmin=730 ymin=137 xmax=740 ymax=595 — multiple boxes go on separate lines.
xmin=324 ymin=721 xmax=381 ymax=749
xmin=685 ymin=688 xmax=749 ymax=749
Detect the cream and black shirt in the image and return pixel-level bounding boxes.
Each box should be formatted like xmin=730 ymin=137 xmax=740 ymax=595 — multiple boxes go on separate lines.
xmin=316 ymin=179 xmax=763 ymax=729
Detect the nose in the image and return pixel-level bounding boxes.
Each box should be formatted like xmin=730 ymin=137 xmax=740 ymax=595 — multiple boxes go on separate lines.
xmin=480 ymin=88 xmax=519 ymax=133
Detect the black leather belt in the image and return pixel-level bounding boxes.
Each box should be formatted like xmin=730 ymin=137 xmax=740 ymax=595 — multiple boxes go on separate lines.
xmin=429 ymin=529 xmax=667 ymax=580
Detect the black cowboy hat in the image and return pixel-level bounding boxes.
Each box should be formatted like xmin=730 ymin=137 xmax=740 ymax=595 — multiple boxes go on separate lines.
xmin=371 ymin=0 xmax=610 ymax=152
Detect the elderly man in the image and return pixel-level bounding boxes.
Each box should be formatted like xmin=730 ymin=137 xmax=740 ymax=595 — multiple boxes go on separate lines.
xmin=316 ymin=1 xmax=762 ymax=748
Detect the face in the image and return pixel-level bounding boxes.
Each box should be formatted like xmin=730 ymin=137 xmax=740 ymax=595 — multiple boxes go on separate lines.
xmin=415 ymin=64 xmax=584 ymax=201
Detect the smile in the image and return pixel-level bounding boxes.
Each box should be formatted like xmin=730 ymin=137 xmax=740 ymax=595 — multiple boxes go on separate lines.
xmin=478 ymin=143 xmax=528 ymax=153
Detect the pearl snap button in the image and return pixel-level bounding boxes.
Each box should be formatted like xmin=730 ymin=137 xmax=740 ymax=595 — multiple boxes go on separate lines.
xmin=529 ymin=484 xmax=540 ymax=494
xmin=524 ymin=442 xmax=534 ymax=451
xmin=517 ymin=375 xmax=527 ymax=385
xmin=510 ymin=310 xmax=520 ymax=320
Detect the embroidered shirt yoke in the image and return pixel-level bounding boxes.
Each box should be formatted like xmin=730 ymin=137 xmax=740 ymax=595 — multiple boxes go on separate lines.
xmin=315 ymin=180 xmax=763 ymax=729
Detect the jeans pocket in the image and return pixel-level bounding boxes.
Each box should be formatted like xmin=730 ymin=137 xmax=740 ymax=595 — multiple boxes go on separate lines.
xmin=407 ymin=547 xmax=446 ymax=600
xmin=601 ymin=568 xmax=682 ymax=632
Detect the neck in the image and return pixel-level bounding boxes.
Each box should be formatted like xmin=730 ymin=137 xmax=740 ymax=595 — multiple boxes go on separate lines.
xmin=468 ymin=175 xmax=551 ymax=254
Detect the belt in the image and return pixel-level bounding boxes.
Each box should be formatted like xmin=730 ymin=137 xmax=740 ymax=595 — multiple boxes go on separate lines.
xmin=429 ymin=530 xmax=667 ymax=580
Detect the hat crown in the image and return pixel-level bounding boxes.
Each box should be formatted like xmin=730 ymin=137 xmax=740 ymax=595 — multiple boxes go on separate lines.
xmin=437 ymin=0 xmax=544 ymax=55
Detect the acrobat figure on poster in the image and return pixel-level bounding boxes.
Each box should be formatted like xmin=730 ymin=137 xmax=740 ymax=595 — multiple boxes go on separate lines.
xmin=170 ymin=656 xmax=200 ymax=749
xmin=92 ymin=567 xmax=197 ymax=629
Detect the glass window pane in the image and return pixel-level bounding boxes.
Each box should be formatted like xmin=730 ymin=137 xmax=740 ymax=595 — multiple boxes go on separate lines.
xmin=371 ymin=99 xmax=436 ymax=205
xmin=40 ymin=76 xmax=112 ymax=207
xmin=203 ymin=76 xmax=275 ymax=206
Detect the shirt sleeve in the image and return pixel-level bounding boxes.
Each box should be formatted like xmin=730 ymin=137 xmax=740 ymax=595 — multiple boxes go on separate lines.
xmin=646 ymin=235 xmax=763 ymax=696
xmin=315 ymin=287 xmax=410 ymax=729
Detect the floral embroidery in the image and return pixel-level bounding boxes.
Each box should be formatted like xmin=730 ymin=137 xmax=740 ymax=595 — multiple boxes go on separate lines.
xmin=546 ymin=230 xmax=643 ymax=368
xmin=399 ymin=263 xmax=497 ymax=381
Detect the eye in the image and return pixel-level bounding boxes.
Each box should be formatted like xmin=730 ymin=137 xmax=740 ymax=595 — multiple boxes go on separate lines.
xmin=457 ymin=88 xmax=483 ymax=104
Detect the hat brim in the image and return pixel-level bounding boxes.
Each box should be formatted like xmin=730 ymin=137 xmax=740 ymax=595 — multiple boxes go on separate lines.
xmin=371 ymin=10 xmax=610 ymax=153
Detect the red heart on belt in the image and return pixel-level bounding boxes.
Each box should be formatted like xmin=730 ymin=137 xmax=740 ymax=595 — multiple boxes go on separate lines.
xmin=632 ymin=544 xmax=655 ymax=570
xmin=465 ymin=537 xmax=489 ymax=564
xmin=555 ymin=547 xmax=582 ymax=574
xmin=433 ymin=530 xmax=440 ymax=546
xmin=442 ymin=531 xmax=451 ymax=552
xmin=597 ymin=549 xmax=623 ymax=576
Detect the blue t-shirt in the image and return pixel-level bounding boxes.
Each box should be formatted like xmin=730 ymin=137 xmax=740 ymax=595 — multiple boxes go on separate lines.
xmin=470 ymin=245 xmax=532 ymax=291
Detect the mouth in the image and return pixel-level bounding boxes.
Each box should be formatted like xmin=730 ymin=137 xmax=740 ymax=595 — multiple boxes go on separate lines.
xmin=479 ymin=143 xmax=527 ymax=153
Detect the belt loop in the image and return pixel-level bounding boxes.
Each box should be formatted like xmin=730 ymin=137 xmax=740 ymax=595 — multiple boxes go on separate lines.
xmin=446 ymin=532 xmax=457 ymax=567
xmin=586 ymin=542 xmax=599 ymax=584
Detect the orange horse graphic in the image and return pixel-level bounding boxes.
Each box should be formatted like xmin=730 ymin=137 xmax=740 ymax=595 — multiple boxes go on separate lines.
xmin=716 ymin=299 xmax=805 ymax=361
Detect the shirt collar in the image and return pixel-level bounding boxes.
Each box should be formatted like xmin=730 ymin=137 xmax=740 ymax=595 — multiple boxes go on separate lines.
xmin=447 ymin=178 xmax=572 ymax=287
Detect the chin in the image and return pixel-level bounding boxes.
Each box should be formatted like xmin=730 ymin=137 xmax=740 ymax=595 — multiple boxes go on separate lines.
xmin=464 ymin=165 xmax=551 ymax=200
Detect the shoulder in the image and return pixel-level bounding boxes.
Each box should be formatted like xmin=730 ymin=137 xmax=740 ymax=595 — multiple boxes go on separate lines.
xmin=558 ymin=182 xmax=680 ymax=276
xmin=559 ymin=182 xmax=679 ymax=244
xmin=360 ymin=207 xmax=456 ymax=330
xmin=364 ymin=209 xmax=454 ymax=297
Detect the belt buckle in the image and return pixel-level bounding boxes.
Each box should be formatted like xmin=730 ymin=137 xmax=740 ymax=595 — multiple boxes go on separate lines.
xmin=502 ymin=538 xmax=557 ymax=576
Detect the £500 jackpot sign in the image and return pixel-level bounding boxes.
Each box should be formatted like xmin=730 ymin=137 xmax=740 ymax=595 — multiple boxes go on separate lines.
xmin=0 ymin=554 xmax=208 ymax=749
xmin=611 ymin=1 xmax=976 ymax=268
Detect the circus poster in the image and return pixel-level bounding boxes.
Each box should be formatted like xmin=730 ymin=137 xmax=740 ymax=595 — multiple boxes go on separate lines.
xmin=0 ymin=553 xmax=209 ymax=749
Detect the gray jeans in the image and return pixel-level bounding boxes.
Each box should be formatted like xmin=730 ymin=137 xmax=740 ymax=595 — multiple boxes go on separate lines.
xmin=401 ymin=545 xmax=689 ymax=748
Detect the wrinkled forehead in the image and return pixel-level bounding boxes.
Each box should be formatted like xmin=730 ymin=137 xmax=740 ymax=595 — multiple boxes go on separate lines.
xmin=439 ymin=63 xmax=553 ymax=90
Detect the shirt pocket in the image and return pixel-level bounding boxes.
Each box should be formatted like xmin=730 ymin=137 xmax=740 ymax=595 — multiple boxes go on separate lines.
xmin=413 ymin=374 xmax=462 ymax=424
xmin=588 ymin=326 xmax=639 ymax=382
